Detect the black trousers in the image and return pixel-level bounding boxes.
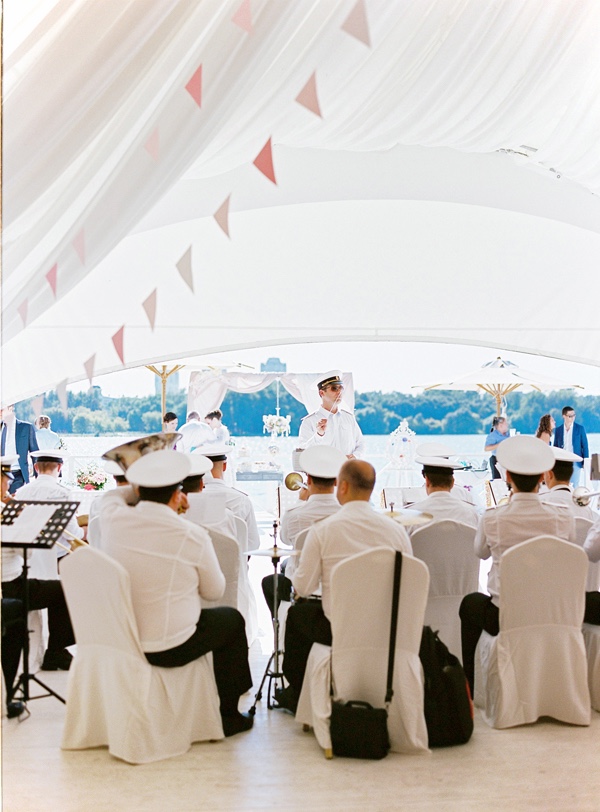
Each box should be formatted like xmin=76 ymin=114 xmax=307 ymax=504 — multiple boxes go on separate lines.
xmin=459 ymin=592 xmax=500 ymax=693
xmin=1 ymin=576 xmax=75 ymax=654
xmin=282 ymin=601 xmax=332 ymax=695
xmin=585 ymin=591 xmax=600 ymax=625
xmin=1 ymin=598 xmax=25 ymax=702
xmin=261 ymin=574 xmax=293 ymax=615
xmin=489 ymin=455 xmax=501 ymax=480
xmin=145 ymin=607 xmax=252 ymax=717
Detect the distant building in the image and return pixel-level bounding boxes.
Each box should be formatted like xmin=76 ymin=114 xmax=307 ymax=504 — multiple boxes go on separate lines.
xmin=154 ymin=371 xmax=180 ymax=395
xmin=261 ymin=357 xmax=287 ymax=373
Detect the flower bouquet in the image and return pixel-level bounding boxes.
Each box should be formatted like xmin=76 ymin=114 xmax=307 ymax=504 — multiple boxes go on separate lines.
xmin=76 ymin=463 xmax=108 ymax=491
xmin=262 ymin=414 xmax=291 ymax=437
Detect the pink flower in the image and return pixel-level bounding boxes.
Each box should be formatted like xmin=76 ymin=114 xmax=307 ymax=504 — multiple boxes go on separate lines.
xmin=84 ymin=484 xmax=94 ymax=491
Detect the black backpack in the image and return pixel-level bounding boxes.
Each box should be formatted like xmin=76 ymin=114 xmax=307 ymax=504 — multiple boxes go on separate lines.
xmin=419 ymin=626 xmax=474 ymax=747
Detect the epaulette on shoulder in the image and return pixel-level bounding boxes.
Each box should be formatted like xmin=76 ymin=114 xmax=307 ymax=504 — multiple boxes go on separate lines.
xmin=232 ymin=486 xmax=248 ymax=497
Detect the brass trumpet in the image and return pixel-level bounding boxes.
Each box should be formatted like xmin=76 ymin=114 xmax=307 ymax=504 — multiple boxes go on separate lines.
xmin=55 ymin=530 xmax=89 ymax=554
xmin=284 ymin=471 xmax=308 ymax=491
xmin=573 ymin=487 xmax=600 ymax=507
xmin=102 ymin=432 xmax=182 ymax=473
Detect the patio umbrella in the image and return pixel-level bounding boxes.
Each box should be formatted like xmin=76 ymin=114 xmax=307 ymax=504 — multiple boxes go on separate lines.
xmin=413 ymin=357 xmax=584 ymax=416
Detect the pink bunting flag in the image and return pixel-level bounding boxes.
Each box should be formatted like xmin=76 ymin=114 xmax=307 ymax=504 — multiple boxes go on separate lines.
xmin=145 ymin=128 xmax=160 ymax=160
xmin=84 ymin=354 xmax=96 ymax=387
xmin=232 ymin=0 xmax=253 ymax=34
xmin=185 ymin=65 xmax=203 ymax=108
xmin=295 ymin=72 xmax=322 ymax=117
xmin=143 ymin=289 xmax=158 ymax=330
xmin=214 ymin=195 xmax=231 ymax=238
xmin=17 ymin=299 xmax=28 ymax=326
xmin=56 ymin=380 xmax=68 ymax=417
xmin=73 ymin=228 xmax=86 ymax=265
xmin=31 ymin=395 xmax=44 ymax=420
xmin=176 ymin=247 xmax=194 ymax=292
xmin=253 ymin=138 xmax=277 ymax=184
xmin=112 ymin=326 xmax=125 ymax=365
xmin=341 ymin=0 xmax=370 ymax=47
xmin=46 ymin=263 xmax=58 ymax=297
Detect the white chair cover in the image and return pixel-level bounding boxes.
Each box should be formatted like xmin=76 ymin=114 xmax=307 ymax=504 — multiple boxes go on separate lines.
xmin=296 ymin=548 xmax=430 ymax=755
xmin=582 ymin=624 xmax=600 ymax=712
xmin=233 ymin=515 xmax=249 ymax=553
xmin=410 ymin=520 xmax=478 ymax=660
xmin=204 ymin=529 xmax=240 ymax=609
xmin=60 ymin=547 xmax=223 ymax=763
xmin=474 ymin=536 xmax=591 ymax=729
xmin=574 ymin=517 xmax=600 ymax=591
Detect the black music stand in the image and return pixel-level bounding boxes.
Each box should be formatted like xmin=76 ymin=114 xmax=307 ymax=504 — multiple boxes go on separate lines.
xmin=1 ymin=499 xmax=79 ymax=708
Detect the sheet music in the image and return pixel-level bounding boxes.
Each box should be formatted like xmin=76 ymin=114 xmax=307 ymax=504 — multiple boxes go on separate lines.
xmin=1 ymin=504 xmax=57 ymax=544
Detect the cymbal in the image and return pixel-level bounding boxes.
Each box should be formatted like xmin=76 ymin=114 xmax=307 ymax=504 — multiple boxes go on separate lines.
xmin=249 ymin=546 xmax=300 ymax=558
xmin=384 ymin=508 xmax=433 ymax=527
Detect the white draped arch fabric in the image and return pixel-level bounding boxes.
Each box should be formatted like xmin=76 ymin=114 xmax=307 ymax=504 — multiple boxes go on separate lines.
xmin=2 ymin=0 xmax=600 ymax=404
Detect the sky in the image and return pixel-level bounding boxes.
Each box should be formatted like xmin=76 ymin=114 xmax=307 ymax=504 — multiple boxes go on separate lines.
xmin=70 ymin=340 xmax=600 ymax=399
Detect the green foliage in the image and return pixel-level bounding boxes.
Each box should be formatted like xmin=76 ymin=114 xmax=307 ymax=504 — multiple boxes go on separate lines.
xmin=12 ymin=384 xmax=600 ymax=436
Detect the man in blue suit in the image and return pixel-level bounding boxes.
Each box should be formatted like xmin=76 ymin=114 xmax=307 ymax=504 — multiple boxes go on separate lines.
xmin=553 ymin=405 xmax=588 ymax=487
xmin=0 ymin=406 xmax=39 ymax=493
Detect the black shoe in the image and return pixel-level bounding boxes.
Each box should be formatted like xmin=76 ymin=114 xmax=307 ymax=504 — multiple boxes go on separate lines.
xmin=41 ymin=649 xmax=73 ymax=671
xmin=274 ymin=685 xmax=298 ymax=715
xmin=222 ymin=712 xmax=254 ymax=737
xmin=7 ymin=700 xmax=26 ymax=719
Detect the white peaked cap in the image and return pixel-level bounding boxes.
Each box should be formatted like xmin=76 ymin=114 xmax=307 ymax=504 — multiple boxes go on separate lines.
xmin=496 ymin=436 xmax=555 ymax=475
xmin=416 ymin=442 xmax=456 ymax=458
xmin=415 ymin=455 xmax=464 ymax=470
xmin=551 ymin=446 xmax=582 ymax=463
xmin=299 ymin=445 xmax=346 ymax=478
xmin=126 ymin=450 xmax=190 ymax=487
xmin=192 ymin=443 xmax=230 ymax=460
xmin=186 ymin=454 xmax=213 ymax=476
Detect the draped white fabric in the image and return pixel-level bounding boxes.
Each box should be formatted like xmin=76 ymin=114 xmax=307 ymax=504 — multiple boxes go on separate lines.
xmin=3 ymin=0 xmax=600 ymax=404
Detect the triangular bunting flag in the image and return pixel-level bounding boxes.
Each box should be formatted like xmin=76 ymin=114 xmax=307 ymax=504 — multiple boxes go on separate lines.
xmin=46 ymin=263 xmax=58 ymax=297
xmin=176 ymin=247 xmax=194 ymax=292
xmin=341 ymin=0 xmax=370 ymax=46
xmin=232 ymin=0 xmax=253 ymax=34
xmin=84 ymin=354 xmax=96 ymax=386
xmin=253 ymin=138 xmax=277 ymax=184
xmin=56 ymin=380 xmax=68 ymax=417
xmin=185 ymin=65 xmax=203 ymax=108
xmin=145 ymin=128 xmax=160 ymax=160
xmin=31 ymin=395 xmax=44 ymax=420
xmin=295 ymin=72 xmax=322 ymax=117
xmin=112 ymin=326 xmax=125 ymax=365
xmin=143 ymin=289 xmax=158 ymax=330
xmin=17 ymin=299 xmax=28 ymax=326
xmin=73 ymin=228 xmax=86 ymax=265
xmin=214 ymin=195 xmax=231 ymax=238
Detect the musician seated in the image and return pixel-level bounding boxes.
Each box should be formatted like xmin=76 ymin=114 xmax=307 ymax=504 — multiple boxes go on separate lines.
xmin=277 ymin=460 xmax=412 ymax=714
xmin=262 ymin=446 xmax=345 ymax=611
xmin=409 ymin=455 xmax=479 ymax=533
xmin=181 ymin=455 xmax=238 ymax=542
xmin=542 ymin=447 xmax=596 ymax=519
xmin=99 ymin=449 xmax=254 ymax=737
xmin=583 ymin=516 xmax=600 ymax=625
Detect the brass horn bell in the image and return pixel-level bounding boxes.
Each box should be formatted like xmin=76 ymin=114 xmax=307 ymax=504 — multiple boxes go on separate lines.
xmin=573 ymin=486 xmax=600 ymax=507
xmin=285 ymin=471 xmax=307 ymax=491
xmin=102 ymin=432 xmax=182 ymax=473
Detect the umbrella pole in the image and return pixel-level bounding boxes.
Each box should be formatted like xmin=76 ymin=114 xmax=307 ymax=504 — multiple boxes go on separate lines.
xmin=495 ymin=392 xmax=502 ymax=416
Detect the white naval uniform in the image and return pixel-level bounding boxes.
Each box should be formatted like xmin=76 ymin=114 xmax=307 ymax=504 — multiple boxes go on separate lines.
xmin=298 ymin=406 xmax=364 ymax=457
xmin=280 ymin=493 xmax=341 ymax=579
xmin=584 ymin=516 xmax=600 ymax=562
xmin=292 ymin=501 xmax=412 ymax=619
xmin=202 ymin=476 xmax=260 ymax=550
xmin=14 ymin=474 xmax=80 ymax=579
xmin=542 ymin=485 xmax=596 ymax=520
xmin=474 ymin=492 xmax=576 ymax=606
xmin=410 ymin=490 xmax=479 ymax=533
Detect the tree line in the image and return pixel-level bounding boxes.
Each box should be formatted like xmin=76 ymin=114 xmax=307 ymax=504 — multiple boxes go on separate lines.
xmin=14 ymin=384 xmax=600 ymax=437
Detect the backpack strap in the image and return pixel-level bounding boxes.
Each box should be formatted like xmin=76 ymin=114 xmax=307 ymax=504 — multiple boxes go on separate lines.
xmin=385 ymin=551 xmax=402 ymax=706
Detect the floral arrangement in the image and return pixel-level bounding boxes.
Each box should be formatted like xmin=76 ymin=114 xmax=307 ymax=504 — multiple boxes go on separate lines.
xmin=262 ymin=414 xmax=291 ymax=437
xmin=76 ymin=463 xmax=108 ymax=491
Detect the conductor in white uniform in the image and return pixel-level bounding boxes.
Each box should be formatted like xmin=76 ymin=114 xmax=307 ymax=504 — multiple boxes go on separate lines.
xmin=298 ymin=371 xmax=364 ymax=459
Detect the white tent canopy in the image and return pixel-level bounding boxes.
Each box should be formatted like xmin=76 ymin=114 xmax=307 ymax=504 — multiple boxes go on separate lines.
xmin=3 ymin=0 xmax=600 ymax=406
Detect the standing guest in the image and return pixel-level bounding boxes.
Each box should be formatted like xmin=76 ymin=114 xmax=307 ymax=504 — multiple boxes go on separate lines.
xmin=163 ymin=411 xmax=178 ymax=432
xmin=299 ymin=371 xmax=364 ymax=459
xmin=206 ymin=410 xmax=231 ymax=445
xmin=535 ymin=413 xmax=555 ymax=445
xmin=459 ymin=436 xmax=576 ymax=694
xmin=278 ymin=460 xmax=412 ymax=713
xmin=34 ymin=415 xmax=61 ymax=450
xmin=178 ymin=412 xmax=216 ymax=453
xmin=542 ymin=447 xmax=595 ymax=520
xmin=100 ymin=450 xmax=254 ymax=737
xmin=194 ymin=443 xmax=260 ymax=551
xmin=554 ymin=406 xmax=589 ymax=487
xmin=484 ymin=415 xmax=510 ymax=480
xmin=410 ymin=456 xmax=479 ymax=531
xmin=0 ymin=405 xmax=39 ymax=493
